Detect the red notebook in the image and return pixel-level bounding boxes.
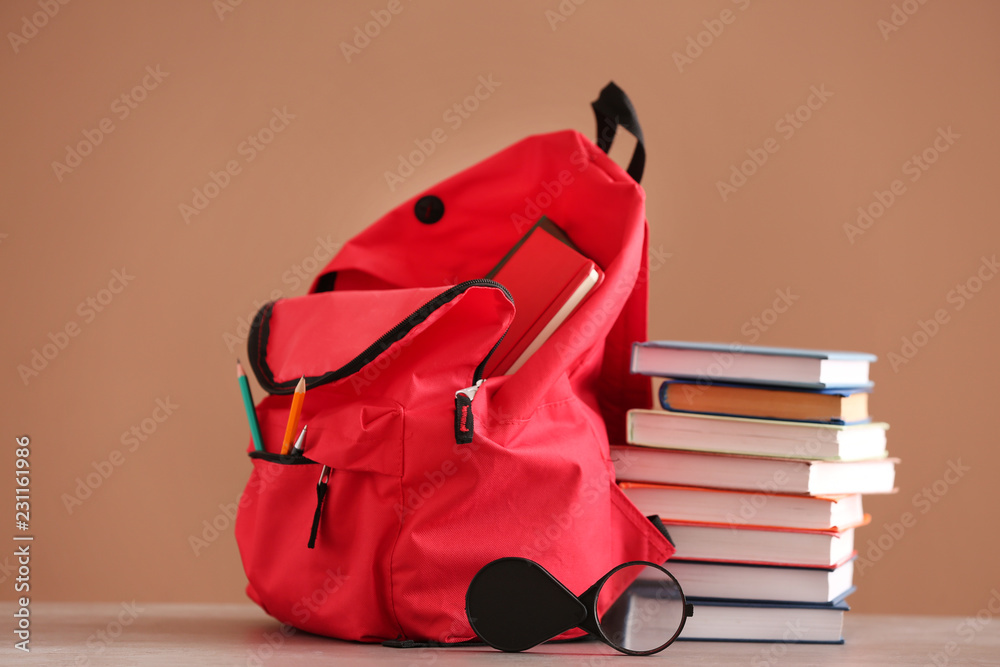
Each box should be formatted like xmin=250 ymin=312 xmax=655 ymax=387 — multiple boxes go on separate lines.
xmin=484 ymin=218 xmax=603 ymax=376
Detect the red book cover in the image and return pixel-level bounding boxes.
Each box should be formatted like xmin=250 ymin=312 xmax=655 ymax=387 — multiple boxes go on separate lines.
xmin=484 ymin=219 xmax=603 ymax=376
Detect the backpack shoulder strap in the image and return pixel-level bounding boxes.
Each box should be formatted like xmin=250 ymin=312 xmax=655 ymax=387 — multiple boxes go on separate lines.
xmin=591 ymin=81 xmax=646 ymax=183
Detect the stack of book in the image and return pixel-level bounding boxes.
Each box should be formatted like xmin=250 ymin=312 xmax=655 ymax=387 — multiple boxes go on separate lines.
xmin=615 ymin=341 xmax=898 ymax=644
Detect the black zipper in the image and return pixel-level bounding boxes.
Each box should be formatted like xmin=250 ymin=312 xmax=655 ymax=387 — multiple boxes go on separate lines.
xmin=308 ymin=465 xmax=332 ymax=549
xmin=248 ymin=279 xmax=513 ymax=395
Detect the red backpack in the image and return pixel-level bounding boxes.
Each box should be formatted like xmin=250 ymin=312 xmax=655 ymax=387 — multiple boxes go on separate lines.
xmin=235 ymin=82 xmax=674 ymax=643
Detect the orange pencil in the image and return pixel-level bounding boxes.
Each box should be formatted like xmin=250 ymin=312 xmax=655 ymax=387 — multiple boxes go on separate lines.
xmin=280 ymin=377 xmax=306 ymax=454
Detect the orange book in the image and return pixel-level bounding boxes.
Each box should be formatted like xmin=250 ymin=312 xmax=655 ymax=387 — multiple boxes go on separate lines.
xmin=484 ymin=218 xmax=603 ymax=376
xmin=654 ymin=379 xmax=870 ymax=424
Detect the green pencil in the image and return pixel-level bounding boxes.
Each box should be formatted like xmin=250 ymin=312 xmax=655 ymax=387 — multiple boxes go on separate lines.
xmin=236 ymin=360 xmax=265 ymax=452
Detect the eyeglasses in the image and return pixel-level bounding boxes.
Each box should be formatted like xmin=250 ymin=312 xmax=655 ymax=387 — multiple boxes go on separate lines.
xmin=465 ymin=557 xmax=693 ymax=656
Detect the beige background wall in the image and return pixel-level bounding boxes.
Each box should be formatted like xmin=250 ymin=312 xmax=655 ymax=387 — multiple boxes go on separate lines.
xmin=1 ymin=0 xmax=998 ymax=617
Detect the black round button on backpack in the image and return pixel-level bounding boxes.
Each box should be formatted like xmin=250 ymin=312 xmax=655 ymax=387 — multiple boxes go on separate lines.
xmin=414 ymin=195 xmax=445 ymax=224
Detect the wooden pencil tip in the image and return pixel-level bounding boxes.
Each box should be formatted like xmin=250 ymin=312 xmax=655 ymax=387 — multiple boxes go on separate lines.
xmin=295 ymin=376 xmax=306 ymax=392
xmin=236 ymin=360 xmax=245 ymax=378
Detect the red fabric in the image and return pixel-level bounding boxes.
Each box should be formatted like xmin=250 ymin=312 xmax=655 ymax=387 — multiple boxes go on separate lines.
xmin=235 ymin=129 xmax=674 ymax=643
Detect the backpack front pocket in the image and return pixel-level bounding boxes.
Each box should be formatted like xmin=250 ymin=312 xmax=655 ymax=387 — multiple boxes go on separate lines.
xmin=236 ymin=280 xmax=516 ymax=642
xmin=235 ymin=404 xmax=406 ymax=641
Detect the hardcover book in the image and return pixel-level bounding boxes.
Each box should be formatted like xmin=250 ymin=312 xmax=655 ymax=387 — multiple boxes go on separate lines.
xmin=619 ymin=482 xmax=865 ymax=531
xmin=653 ymin=378 xmax=870 ymax=424
xmin=631 ymin=341 xmax=876 ymax=389
xmin=483 ymin=217 xmax=603 ymax=376
xmin=666 ymin=558 xmax=856 ymax=604
xmin=611 ymin=445 xmax=898 ymax=495
xmin=617 ymin=576 xmax=851 ymax=643
xmin=626 ymin=409 xmax=888 ymax=460
xmin=659 ymin=519 xmax=866 ymax=567
xmin=679 ymin=597 xmax=850 ymax=643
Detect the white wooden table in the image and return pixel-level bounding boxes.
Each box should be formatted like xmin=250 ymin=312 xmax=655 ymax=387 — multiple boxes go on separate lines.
xmin=2 ymin=603 xmax=999 ymax=665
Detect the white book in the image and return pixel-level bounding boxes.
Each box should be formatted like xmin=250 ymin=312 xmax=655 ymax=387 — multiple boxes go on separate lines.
xmin=680 ymin=599 xmax=848 ymax=643
xmin=620 ymin=483 xmax=864 ymax=530
xmin=666 ymin=559 xmax=855 ymax=604
xmin=631 ymin=341 xmax=875 ymax=389
xmin=628 ymin=409 xmax=888 ymax=460
xmin=663 ymin=522 xmax=856 ymax=568
xmin=611 ymin=446 xmax=897 ymax=496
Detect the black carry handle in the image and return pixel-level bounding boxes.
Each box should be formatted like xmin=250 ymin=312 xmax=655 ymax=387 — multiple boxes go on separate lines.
xmin=591 ymin=82 xmax=646 ymax=183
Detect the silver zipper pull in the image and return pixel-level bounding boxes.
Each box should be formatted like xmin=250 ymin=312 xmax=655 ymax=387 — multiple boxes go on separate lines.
xmin=455 ymin=379 xmax=484 ymax=402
